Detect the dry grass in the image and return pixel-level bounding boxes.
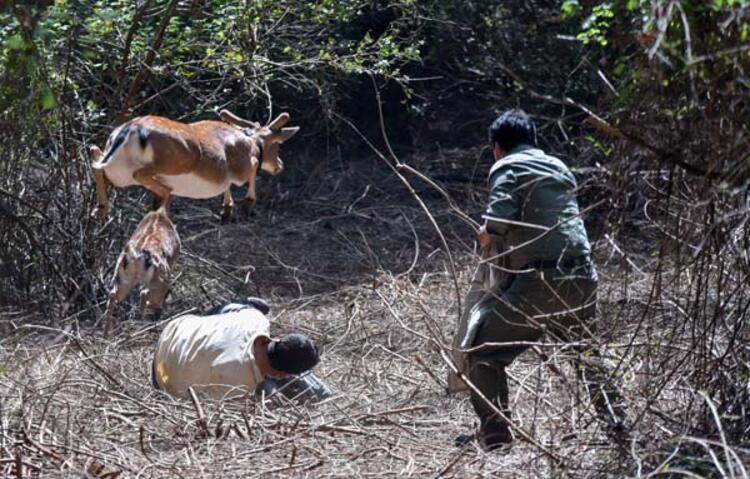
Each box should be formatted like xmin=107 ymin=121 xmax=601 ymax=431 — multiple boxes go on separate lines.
xmin=0 ymin=266 xmax=629 ymax=478
xmin=1 ymin=150 xmax=748 ymax=477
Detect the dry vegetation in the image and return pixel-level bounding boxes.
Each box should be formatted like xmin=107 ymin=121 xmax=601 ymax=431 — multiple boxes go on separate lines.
xmin=2 ymin=0 xmax=749 ymax=476
xmin=2 ymin=146 xmax=748 ymax=478
xmin=0 ymin=266 xmax=630 ymax=478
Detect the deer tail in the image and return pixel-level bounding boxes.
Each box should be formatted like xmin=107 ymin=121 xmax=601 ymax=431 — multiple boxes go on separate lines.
xmin=94 ymin=124 xmax=136 ymax=169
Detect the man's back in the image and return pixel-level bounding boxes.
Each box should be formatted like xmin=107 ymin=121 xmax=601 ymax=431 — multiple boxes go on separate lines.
xmin=485 ymin=145 xmax=592 ymax=271
xmin=153 ymin=310 xmax=270 ymax=399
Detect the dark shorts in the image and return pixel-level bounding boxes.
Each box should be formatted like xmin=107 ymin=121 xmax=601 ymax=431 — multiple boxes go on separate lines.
xmin=467 ymin=268 xmax=598 ymax=365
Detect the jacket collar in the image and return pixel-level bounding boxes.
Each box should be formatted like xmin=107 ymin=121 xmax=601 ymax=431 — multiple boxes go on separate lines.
xmin=507 ymin=143 xmax=537 ymax=155
xmin=489 ymin=143 xmax=541 ymax=177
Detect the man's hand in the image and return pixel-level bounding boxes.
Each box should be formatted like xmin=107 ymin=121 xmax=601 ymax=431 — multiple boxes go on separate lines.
xmin=477 ymin=224 xmax=492 ymax=249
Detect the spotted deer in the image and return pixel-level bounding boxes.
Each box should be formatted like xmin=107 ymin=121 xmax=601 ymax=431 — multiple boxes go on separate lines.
xmin=103 ymin=203 xmax=180 ymax=335
xmin=90 ymin=110 xmax=299 ymax=222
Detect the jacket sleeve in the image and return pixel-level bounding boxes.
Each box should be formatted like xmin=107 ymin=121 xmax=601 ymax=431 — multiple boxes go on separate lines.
xmin=484 ymin=166 xmax=517 ymax=235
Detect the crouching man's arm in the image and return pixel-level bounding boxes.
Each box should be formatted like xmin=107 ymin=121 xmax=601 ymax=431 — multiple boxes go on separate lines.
xmin=481 ymin=165 xmax=518 ymax=242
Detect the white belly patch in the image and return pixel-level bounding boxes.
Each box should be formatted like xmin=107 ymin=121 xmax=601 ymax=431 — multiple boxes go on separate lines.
xmin=159 ymin=173 xmax=227 ymax=199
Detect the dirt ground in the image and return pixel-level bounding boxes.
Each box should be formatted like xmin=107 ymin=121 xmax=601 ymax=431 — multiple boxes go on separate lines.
xmin=0 ymin=151 xmax=711 ymax=477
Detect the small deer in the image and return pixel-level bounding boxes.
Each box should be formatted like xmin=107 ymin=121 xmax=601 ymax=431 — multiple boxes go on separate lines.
xmin=90 ymin=110 xmax=299 ymax=222
xmin=103 ymin=203 xmax=180 ymax=335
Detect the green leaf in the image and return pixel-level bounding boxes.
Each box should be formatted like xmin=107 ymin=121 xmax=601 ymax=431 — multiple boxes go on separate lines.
xmin=561 ymin=0 xmax=580 ymax=18
xmin=41 ymin=88 xmax=56 ymax=109
xmin=6 ymin=34 xmax=25 ymax=50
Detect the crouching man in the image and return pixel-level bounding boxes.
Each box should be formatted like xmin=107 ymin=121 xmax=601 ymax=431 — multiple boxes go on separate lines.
xmin=452 ymin=109 xmax=625 ymax=451
xmin=152 ymin=298 xmax=319 ymax=400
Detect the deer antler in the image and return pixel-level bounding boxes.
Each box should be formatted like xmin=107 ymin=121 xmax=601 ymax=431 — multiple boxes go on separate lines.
xmin=267 ymin=113 xmax=290 ymax=131
xmin=219 ymin=110 xmax=261 ymax=129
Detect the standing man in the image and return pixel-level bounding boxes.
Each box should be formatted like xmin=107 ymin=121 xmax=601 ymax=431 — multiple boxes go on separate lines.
xmin=153 ymin=298 xmax=319 ymax=400
xmin=452 ymin=109 xmax=615 ymax=450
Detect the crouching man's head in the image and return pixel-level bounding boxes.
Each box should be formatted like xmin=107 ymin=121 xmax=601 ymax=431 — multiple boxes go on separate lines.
xmin=255 ymin=333 xmax=319 ymax=379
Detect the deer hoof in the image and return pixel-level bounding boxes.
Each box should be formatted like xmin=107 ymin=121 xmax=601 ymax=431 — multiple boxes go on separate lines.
xmin=241 ymin=198 xmax=256 ymax=218
xmin=94 ymin=205 xmax=109 ymax=220
xmin=152 ymin=194 xmax=169 ymax=211
xmin=103 ymin=319 xmax=114 ymax=337
xmin=221 ymin=204 xmax=235 ymax=224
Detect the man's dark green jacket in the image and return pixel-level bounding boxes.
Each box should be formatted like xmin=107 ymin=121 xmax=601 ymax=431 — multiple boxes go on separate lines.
xmin=484 ymin=144 xmax=592 ymax=271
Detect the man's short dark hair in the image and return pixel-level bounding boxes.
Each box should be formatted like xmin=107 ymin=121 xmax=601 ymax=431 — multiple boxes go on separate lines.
xmin=268 ymin=334 xmax=319 ymax=375
xmin=489 ymin=109 xmax=537 ymax=151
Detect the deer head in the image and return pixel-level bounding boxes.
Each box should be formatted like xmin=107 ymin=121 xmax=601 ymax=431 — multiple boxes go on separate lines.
xmin=219 ymin=110 xmax=300 ymax=176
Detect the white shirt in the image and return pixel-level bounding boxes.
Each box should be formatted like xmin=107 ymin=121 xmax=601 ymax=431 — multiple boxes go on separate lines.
xmin=153 ymin=309 xmax=270 ymax=400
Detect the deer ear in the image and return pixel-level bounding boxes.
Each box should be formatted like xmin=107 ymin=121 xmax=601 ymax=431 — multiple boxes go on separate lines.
xmin=275 ymin=126 xmax=299 ymax=143
xmin=268 ymin=112 xmax=290 ymax=131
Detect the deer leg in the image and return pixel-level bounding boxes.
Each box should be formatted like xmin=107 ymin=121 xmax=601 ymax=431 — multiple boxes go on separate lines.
xmin=151 ymin=193 xmax=163 ymax=211
xmin=132 ymin=166 xmax=172 ymax=207
xmin=93 ymin=168 xmax=110 ymax=220
xmin=102 ymin=279 xmax=133 ymax=336
xmin=221 ymin=187 xmax=235 ymax=224
xmin=146 ymin=278 xmax=168 ymax=321
xmin=102 ymin=289 xmax=118 ymax=337
xmin=241 ymin=158 xmax=259 ymax=218
xmin=138 ymin=289 xmax=150 ymax=321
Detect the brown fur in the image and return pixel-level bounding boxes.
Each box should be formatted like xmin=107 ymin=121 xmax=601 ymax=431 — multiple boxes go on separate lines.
xmin=103 ymin=205 xmax=180 ymax=336
xmin=91 ymin=110 xmax=299 ymax=222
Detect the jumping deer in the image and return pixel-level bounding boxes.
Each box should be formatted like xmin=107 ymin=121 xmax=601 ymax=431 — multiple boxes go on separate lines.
xmin=90 ymin=110 xmax=299 ymax=222
xmin=102 ymin=203 xmax=180 ymax=335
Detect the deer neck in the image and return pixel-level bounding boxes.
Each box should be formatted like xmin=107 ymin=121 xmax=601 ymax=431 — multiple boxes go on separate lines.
xmin=242 ymin=128 xmax=265 ymax=171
